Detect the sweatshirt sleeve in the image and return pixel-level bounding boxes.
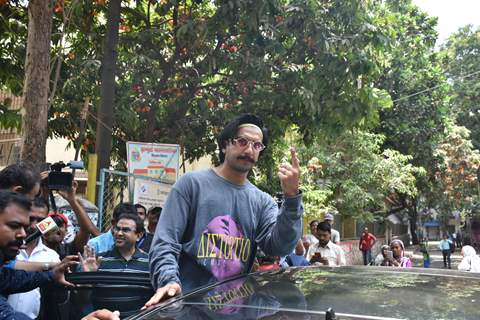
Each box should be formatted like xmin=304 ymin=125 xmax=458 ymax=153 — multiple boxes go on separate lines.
xmin=255 ymin=192 xmax=303 ymax=257
xmin=149 ymin=183 xmax=191 ymax=290
xmin=0 ymin=267 xmax=53 ymax=295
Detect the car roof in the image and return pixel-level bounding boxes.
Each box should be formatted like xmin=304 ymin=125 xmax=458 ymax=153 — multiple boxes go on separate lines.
xmin=129 ymin=266 xmax=480 ymax=320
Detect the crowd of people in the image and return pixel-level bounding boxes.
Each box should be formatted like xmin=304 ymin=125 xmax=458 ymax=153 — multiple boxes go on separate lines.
xmin=2 ymin=113 xmax=480 ymax=320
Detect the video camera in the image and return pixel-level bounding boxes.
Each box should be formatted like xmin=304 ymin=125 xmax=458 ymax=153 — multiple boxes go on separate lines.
xmin=47 ymin=161 xmax=84 ymax=190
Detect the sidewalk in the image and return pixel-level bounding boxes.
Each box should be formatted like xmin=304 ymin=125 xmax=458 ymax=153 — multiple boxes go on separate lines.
xmin=406 ymin=241 xmax=463 ymax=269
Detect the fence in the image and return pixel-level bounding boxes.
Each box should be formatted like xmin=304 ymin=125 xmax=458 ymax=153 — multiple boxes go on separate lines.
xmin=96 ymin=169 xmax=169 ymax=232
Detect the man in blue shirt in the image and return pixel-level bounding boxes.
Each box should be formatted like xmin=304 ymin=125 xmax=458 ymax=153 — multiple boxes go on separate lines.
xmin=80 ymin=213 xmax=148 ymax=273
xmin=438 ymin=234 xmax=453 ymax=269
xmin=87 ymin=203 xmax=137 ymax=254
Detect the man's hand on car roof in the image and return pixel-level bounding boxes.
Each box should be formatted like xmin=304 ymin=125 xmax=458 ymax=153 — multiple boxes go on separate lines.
xmin=82 ymin=309 xmax=120 ymax=320
xmin=142 ymin=282 xmax=182 ymax=310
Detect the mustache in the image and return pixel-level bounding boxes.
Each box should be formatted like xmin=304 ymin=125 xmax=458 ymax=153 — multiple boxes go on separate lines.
xmin=237 ymin=155 xmax=254 ymax=163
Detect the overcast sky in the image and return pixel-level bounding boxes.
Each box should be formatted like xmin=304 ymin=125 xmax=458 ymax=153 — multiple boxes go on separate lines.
xmin=412 ymin=0 xmax=480 ymax=44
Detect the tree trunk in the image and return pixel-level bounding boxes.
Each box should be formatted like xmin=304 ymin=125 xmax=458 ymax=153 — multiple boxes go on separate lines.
xmin=408 ymin=199 xmax=419 ymax=245
xmin=20 ymin=0 xmax=53 ymax=166
xmin=95 ymin=0 xmax=121 ymax=173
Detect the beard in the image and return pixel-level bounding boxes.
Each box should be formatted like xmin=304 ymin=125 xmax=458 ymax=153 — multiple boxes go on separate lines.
xmin=1 ymin=239 xmax=23 ymax=262
xmin=228 ymin=155 xmax=256 ymax=173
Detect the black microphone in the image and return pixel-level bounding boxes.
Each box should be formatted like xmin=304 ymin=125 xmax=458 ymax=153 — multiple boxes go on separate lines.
xmin=24 ymin=215 xmax=64 ymax=245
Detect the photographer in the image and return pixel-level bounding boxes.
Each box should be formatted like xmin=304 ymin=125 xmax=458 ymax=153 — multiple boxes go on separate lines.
xmin=37 ymin=161 xmax=100 ymax=256
xmin=41 ymin=180 xmax=100 ymax=258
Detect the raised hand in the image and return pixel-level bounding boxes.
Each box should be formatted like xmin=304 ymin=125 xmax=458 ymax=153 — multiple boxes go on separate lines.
xmin=58 ymin=180 xmax=78 ymax=203
xmin=78 ymin=245 xmax=102 ymax=272
xmin=278 ymin=147 xmax=300 ymax=197
xmin=51 ymin=255 xmax=79 ymax=287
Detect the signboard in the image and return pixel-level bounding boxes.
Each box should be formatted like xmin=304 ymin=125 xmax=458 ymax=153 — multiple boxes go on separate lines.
xmin=127 ymin=142 xmax=180 ymax=184
xmin=127 ymin=142 xmax=180 ymax=209
xmin=133 ymin=179 xmax=172 ymax=209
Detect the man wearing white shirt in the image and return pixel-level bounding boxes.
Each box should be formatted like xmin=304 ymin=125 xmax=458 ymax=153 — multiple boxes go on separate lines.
xmin=324 ymin=213 xmax=340 ymax=244
xmin=306 ymin=221 xmax=346 ymax=266
xmin=7 ymin=198 xmax=60 ymax=319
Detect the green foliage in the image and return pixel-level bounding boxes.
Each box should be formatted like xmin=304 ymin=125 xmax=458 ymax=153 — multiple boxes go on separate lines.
xmin=297 ymin=130 xmax=423 ymax=222
xmin=43 ymin=0 xmax=397 ymax=171
xmin=0 ymin=99 xmax=21 ymax=131
xmin=0 ymin=2 xmax=27 ymax=95
xmin=441 ymin=25 xmax=480 ymax=150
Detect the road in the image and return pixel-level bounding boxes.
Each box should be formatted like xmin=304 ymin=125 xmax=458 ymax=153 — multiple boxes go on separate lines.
xmin=407 ymin=241 xmax=463 ymax=269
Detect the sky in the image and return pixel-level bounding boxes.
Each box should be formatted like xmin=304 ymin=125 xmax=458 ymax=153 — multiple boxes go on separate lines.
xmin=412 ymin=0 xmax=480 ymax=44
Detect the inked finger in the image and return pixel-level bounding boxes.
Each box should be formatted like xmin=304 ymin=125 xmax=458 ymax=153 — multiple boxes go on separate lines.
xmin=290 ymin=147 xmax=300 ymax=168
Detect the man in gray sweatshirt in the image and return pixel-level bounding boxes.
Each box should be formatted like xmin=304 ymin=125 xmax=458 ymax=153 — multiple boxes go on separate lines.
xmin=145 ymin=114 xmax=303 ymax=308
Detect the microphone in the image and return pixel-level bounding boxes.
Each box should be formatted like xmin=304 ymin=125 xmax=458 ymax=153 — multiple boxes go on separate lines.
xmin=24 ymin=215 xmax=64 ymax=245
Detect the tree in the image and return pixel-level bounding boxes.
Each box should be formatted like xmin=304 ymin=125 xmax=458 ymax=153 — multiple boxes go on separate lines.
xmin=293 ymin=130 xmax=423 ymax=223
xmin=441 ymin=25 xmax=480 ymax=150
xmin=430 ymin=126 xmax=480 ymax=221
xmin=20 ymin=0 xmax=53 ymax=166
xmin=49 ymin=0 xmax=394 ymax=171
xmin=95 ymin=0 xmax=121 ymax=173
xmin=373 ymin=0 xmax=451 ymax=243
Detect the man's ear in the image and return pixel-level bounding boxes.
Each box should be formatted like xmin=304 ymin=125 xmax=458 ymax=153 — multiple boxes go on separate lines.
xmin=12 ymin=186 xmax=24 ymax=193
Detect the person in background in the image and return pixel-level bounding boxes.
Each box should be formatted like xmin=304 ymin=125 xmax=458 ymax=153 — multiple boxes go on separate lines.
xmin=303 ymin=220 xmax=319 ymax=254
xmin=138 ymin=207 xmax=162 ymax=253
xmin=373 ymin=245 xmax=392 ymax=266
xmin=388 ymin=239 xmax=412 ymax=268
xmin=324 ymin=213 xmax=340 ymax=244
xmin=48 ymin=181 xmax=99 ymax=257
xmin=458 ymin=245 xmax=480 ymax=273
xmin=87 ymin=203 xmax=137 ymax=254
xmin=80 ymin=214 xmax=149 ymax=273
xmin=134 ymin=204 xmax=147 ymax=222
xmin=438 ymin=234 xmax=453 ymax=269
xmin=0 ymin=162 xmax=40 ymax=201
xmin=306 ymin=222 xmax=346 ymax=266
xmin=359 ymin=227 xmax=376 ymax=266
xmin=420 ymin=237 xmax=430 ymax=268
xmin=282 ymin=239 xmax=310 ymax=267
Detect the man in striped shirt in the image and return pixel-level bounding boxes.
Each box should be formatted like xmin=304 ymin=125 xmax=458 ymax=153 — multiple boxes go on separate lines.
xmin=80 ymin=214 xmax=148 ymax=273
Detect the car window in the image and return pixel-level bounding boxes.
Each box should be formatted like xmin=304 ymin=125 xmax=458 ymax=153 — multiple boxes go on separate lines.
xmin=42 ymin=271 xmax=154 ymax=320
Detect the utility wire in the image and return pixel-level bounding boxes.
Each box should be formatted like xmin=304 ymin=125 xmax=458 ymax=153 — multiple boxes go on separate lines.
xmin=84 ymin=69 xmax=480 ymax=134
xmin=392 ymin=69 xmax=480 ymax=103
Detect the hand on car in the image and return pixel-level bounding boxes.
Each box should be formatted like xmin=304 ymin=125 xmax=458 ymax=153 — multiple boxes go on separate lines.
xmin=142 ymin=282 xmax=181 ymax=310
xmin=82 ymin=309 xmax=120 ymax=320
xmin=278 ymin=147 xmax=300 ymax=197
xmin=51 ymin=256 xmax=79 ymax=287
xmin=79 ymin=245 xmax=102 ymax=272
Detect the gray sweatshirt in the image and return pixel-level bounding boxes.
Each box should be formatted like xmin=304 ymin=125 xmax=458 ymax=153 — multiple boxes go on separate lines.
xmin=149 ymin=169 xmax=303 ymax=292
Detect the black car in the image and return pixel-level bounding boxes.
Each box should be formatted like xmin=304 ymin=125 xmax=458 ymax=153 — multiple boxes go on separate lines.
xmin=48 ymin=266 xmax=480 ymax=320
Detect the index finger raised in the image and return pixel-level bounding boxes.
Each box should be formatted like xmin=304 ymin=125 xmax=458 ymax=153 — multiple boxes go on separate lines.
xmin=290 ymin=147 xmax=300 ymax=168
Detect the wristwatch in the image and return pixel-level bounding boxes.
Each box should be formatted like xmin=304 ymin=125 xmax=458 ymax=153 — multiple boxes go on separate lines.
xmin=43 ymin=263 xmax=51 ymax=271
